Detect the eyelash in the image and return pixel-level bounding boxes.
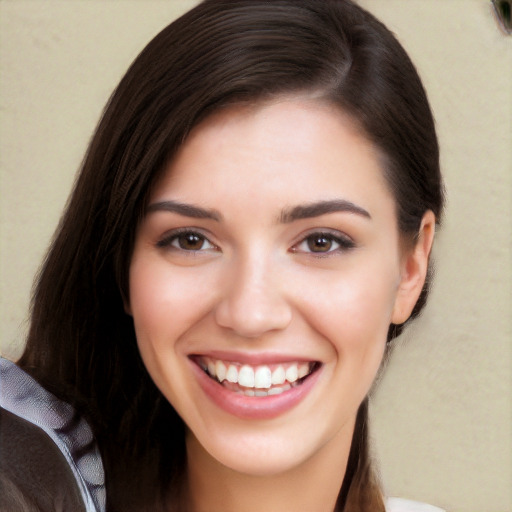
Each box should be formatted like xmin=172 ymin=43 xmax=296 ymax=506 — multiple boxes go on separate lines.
xmin=156 ymin=229 xmax=217 ymax=252
xmin=156 ymin=229 xmax=355 ymax=256
xmin=291 ymin=231 xmax=356 ymax=256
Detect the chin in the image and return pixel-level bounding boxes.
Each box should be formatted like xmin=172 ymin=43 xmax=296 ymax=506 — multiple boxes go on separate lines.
xmin=205 ymin=436 xmax=312 ymax=477
xmin=188 ymin=411 xmax=349 ymax=479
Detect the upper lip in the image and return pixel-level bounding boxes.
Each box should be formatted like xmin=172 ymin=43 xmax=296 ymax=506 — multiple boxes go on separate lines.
xmin=188 ymin=350 xmax=319 ymax=365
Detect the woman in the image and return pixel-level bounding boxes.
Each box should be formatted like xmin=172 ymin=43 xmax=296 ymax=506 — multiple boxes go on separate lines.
xmin=0 ymin=0 xmax=444 ymax=510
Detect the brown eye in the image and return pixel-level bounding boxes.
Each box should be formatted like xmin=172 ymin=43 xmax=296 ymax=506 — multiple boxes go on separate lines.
xmin=292 ymin=231 xmax=356 ymax=255
xmin=157 ymin=230 xmax=216 ymax=251
xmin=307 ymin=234 xmax=333 ymax=253
xmin=176 ymin=233 xmax=206 ymax=250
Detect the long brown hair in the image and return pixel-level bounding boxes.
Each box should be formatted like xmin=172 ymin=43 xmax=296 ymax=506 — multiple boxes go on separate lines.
xmin=19 ymin=1 xmax=444 ymax=510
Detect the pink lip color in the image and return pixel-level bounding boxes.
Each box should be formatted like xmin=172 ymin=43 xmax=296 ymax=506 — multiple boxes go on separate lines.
xmin=190 ymin=358 xmax=321 ymax=420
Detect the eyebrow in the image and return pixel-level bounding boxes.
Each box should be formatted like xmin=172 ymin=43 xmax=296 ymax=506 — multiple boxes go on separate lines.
xmin=146 ymin=198 xmax=370 ymax=224
xmin=279 ymin=199 xmax=371 ymax=223
xmin=146 ymin=200 xmax=222 ymax=221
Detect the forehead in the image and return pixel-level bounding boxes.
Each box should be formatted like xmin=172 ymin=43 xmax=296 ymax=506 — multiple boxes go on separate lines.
xmin=151 ymin=98 xmax=394 ymax=220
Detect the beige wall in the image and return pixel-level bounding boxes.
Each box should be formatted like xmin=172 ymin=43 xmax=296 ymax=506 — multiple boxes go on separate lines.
xmin=1 ymin=1 xmax=510 ymax=510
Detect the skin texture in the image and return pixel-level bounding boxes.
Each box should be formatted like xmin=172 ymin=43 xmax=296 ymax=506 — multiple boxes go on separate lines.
xmin=128 ymin=98 xmax=435 ymax=512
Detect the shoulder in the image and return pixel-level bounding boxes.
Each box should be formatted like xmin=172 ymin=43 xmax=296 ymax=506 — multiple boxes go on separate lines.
xmin=0 ymin=357 xmax=106 ymax=512
xmin=386 ymin=497 xmax=446 ymax=512
xmin=0 ymin=406 xmax=87 ymax=511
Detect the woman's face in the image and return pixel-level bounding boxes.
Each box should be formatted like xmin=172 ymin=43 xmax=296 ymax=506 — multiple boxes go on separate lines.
xmin=129 ymin=98 xmax=418 ymax=476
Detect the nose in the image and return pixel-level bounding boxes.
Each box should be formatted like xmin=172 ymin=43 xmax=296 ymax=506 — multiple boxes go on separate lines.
xmin=214 ymin=255 xmax=292 ymax=338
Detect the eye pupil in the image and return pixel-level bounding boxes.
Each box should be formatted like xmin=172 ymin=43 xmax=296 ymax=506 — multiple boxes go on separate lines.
xmin=307 ymin=235 xmax=332 ymax=252
xmin=179 ymin=233 xmax=204 ymax=250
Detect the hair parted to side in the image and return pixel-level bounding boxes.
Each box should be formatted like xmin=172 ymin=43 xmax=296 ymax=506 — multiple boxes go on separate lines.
xmin=19 ymin=1 xmax=444 ymax=510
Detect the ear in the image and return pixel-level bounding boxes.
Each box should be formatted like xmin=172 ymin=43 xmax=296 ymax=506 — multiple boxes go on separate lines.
xmin=391 ymin=210 xmax=436 ymax=325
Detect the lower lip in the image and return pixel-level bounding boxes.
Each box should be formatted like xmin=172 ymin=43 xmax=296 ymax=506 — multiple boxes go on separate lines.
xmin=190 ymin=360 xmax=322 ymax=420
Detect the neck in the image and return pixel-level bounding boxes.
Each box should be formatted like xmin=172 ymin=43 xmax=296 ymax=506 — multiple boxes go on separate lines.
xmin=185 ymin=420 xmax=354 ymax=512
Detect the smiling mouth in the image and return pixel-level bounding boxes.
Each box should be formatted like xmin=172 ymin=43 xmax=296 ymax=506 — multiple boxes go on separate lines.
xmin=194 ymin=357 xmax=321 ymax=397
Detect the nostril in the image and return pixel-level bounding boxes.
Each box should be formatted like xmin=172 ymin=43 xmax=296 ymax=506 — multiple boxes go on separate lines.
xmin=214 ymin=291 xmax=292 ymax=337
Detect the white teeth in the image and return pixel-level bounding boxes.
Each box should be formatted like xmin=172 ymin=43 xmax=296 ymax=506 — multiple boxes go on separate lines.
xmin=204 ymin=358 xmax=314 ymax=391
xmin=215 ymin=360 xmax=227 ymax=382
xmin=238 ymin=365 xmax=255 ymax=387
xmin=285 ymin=364 xmax=299 ymax=383
xmin=226 ymin=364 xmax=238 ymax=383
xmin=207 ymin=360 xmax=216 ymax=377
xmin=298 ymin=363 xmax=310 ymax=379
xmin=251 ymin=384 xmax=291 ymax=397
xmin=271 ymin=366 xmax=286 ymax=385
xmin=254 ymin=366 xmax=272 ymax=389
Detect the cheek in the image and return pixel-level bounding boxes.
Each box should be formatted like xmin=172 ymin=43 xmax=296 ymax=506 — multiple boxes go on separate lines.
xmin=129 ymin=257 xmax=215 ymax=345
xmin=128 ymin=256 xmax=219 ymax=405
xmin=296 ymin=259 xmax=398 ymax=368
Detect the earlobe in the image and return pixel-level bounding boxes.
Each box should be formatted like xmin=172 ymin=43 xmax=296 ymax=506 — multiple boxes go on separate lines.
xmin=391 ymin=210 xmax=436 ymax=325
